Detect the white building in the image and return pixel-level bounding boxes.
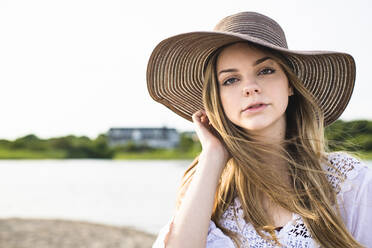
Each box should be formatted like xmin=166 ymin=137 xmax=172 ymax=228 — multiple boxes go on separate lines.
xmin=107 ymin=127 xmax=180 ymax=149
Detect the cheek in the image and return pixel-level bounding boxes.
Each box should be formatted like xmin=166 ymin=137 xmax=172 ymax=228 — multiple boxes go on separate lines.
xmin=280 ymin=96 xmax=289 ymax=112
xmin=273 ymin=88 xmax=290 ymax=112
xmin=220 ymin=90 xmax=237 ymax=118
xmin=272 ymin=76 xmax=290 ymax=110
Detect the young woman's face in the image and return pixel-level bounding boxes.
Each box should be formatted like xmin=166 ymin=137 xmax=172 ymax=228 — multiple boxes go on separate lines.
xmin=217 ymin=42 xmax=293 ymax=136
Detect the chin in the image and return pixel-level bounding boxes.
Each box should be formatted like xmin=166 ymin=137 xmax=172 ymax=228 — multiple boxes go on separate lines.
xmin=241 ymin=123 xmax=270 ymax=133
xmin=239 ymin=120 xmax=275 ymax=134
xmin=244 ymin=125 xmax=269 ymax=133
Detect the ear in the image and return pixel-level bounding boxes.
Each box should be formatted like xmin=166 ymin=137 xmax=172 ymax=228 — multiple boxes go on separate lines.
xmin=288 ymin=86 xmax=294 ymax=96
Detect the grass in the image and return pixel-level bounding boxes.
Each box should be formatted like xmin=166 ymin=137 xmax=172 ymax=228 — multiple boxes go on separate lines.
xmin=113 ymin=148 xmax=200 ymax=160
xmin=357 ymin=151 xmax=372 ymax=161
xmin=0 ymin=147 xmax=371 ymax=161
xmin=0 ymin=147 xmax=201 ymax=160
xmin=0 ymin=148 xmax=66 ymax=159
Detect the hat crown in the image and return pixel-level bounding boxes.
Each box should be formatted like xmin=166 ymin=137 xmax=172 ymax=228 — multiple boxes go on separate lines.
xmin=213 ymin=12 xmax=288 ymax=48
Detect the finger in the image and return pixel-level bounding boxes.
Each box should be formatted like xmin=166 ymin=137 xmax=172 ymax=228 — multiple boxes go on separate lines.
xmin=192 ymin=113 xmax=200 ymax=123
xmin=192 ymin=110 xmax=202 ymax=118
xmin=192 ymin=110 xmax=204 ymax=122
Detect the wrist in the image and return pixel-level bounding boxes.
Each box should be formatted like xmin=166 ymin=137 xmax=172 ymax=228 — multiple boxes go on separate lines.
xmin=200 ymin=147 xmax=229 ymax=163
xmin=198 ymin=151 xmax=228 ymax=174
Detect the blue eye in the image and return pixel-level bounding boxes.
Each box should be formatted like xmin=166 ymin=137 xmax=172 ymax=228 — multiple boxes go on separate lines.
xmin=259 ymin=68 xmax=276 ymax=75
xmin=223 ymin=77 xmax=238 ymax=85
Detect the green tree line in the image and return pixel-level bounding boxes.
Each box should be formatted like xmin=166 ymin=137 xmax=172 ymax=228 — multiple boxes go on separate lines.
xmin=0 ymin=119 xmax=370 ymax=159
xmin=325 ymin=120 xmax=372 ymax=153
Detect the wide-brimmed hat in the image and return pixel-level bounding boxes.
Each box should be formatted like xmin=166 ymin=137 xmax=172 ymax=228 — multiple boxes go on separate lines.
xmin=146 ymin=11 xmax=355 ymax=126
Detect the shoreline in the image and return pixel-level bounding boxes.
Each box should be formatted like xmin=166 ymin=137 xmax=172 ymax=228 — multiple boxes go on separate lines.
xmin=0 ymin=217 xmax=156 ymax=248
xmin=0 ymin=150 xmax=371 ymax=160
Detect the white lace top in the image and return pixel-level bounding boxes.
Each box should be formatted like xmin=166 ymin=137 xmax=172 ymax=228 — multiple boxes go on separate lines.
xmin=152 ymin=152 xmax=372 ymax=247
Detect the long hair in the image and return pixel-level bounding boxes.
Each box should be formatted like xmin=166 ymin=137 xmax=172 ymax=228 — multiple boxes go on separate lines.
xmin=174 ymin=42 xmax=363 ymax=247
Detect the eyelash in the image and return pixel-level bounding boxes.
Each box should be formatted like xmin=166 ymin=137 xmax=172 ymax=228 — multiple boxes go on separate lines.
xmin=222 ymin=67 xmax=276 ymax=86
xmin=259 ymin=68 xmax=276 ymax=75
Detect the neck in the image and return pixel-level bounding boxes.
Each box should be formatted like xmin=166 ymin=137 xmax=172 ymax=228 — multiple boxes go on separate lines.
xmin=248 ymin=115 xmax=291 ymax=185
xmin=249 ymin=115 xmax=287 ymax=145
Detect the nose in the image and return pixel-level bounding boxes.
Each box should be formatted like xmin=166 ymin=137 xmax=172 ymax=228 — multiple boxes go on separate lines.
xmin=242 ymin=81 xmax=261 ymax=96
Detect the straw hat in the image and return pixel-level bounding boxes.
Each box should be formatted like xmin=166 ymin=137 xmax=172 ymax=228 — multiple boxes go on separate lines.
xmin=146 ymin=11 xmax=355 ymax=126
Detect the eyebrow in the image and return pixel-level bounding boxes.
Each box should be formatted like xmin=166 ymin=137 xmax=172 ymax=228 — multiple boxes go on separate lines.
xmin=218 ymin=56 xmax=272 ymax=75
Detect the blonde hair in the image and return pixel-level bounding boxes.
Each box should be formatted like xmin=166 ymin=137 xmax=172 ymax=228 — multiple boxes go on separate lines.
xmin=175 ymin=42 xmax=364 ymax=247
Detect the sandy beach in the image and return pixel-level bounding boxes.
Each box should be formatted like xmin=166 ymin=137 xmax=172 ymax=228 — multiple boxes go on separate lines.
xmin=0 ymin=218 xmax=157 ymax=248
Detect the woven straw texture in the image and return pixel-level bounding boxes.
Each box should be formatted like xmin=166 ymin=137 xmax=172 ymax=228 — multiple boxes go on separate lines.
xmin=147 ymin=12 xmax=356 ymax=126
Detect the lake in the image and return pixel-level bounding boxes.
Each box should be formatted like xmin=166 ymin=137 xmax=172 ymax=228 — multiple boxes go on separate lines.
xmin=0 ymin=159 xmax=371 ymax=235
xmin=0 ymin=159 xmax=190 ymax=235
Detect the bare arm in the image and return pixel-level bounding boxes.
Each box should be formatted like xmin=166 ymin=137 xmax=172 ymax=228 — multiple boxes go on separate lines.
xmin=165 ymin=150 xmax=227 ymax=248
xmin=165 ymin=109 xmax=230 ymax=248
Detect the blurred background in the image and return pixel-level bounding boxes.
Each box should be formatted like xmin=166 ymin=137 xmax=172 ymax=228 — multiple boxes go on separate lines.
xmin=0 ymin=0 xmax=371 ymax=247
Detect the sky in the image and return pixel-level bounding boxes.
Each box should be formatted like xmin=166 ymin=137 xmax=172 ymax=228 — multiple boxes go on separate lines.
xmin=0 ymin=0 xmax=371 ymax=140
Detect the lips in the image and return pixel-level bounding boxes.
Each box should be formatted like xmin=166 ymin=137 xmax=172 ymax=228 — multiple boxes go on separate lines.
xmin=249 ymin=103 xmax=265 ymax=109
xmin=242 ymin=102 xmax=267 ymax=112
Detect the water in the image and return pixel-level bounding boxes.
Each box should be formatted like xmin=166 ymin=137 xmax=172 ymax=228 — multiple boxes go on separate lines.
xmin=0 ymin=159 xmax=191 ymax=235
xmin=0 ymin=159 xmax=371 ymax=235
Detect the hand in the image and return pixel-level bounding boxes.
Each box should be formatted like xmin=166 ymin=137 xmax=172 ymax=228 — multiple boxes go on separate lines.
xmin=192 ymin=109 xmax=231 ymax=163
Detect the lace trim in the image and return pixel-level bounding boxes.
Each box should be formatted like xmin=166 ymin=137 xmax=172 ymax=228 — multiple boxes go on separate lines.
xmin=207 ymin=220 xmax=235 ymax=246
xmin=218 ymin=152 xmax=364 ymax=247
xmin=220 ymin=197 xmax=316 ymax=247
xmin=325 ymin=152 xmax=368 ymax=196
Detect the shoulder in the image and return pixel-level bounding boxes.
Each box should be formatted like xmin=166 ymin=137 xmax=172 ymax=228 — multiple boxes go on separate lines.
xmin=324 ymin=151 xmax=372 ymax=215
xmin=325 ymin=152 xmax=372 ymax=245
xmin=323 ymin=151 xmax=371 ymax=195
xmin=325 ymin=151 xmax=366 ymax=175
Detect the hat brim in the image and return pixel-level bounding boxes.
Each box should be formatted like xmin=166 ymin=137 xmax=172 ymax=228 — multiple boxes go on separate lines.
xmin=146 ymin=31 xmax=356 ymax=126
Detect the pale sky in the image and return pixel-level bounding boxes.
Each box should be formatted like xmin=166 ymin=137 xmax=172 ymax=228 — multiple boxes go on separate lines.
xmin=0 ymin=0 xmax=371 ymax=140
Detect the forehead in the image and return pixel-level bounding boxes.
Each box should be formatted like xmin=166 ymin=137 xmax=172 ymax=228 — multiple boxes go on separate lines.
xmin=216 ymin=42 xmax=271 ymax=69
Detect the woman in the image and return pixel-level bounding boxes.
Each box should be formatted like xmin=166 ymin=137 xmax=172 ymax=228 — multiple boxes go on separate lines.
xmin=147 ymin=12 xmax=371 ymax=247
